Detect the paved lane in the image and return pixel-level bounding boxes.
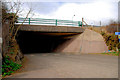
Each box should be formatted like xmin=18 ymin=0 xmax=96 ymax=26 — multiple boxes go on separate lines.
xmin=8 ymin=53 xmax=118 ymax=78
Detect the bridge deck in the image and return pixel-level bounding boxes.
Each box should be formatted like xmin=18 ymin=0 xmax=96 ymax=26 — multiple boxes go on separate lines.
xmin=16 ymin=25 xmax=85 ymax=33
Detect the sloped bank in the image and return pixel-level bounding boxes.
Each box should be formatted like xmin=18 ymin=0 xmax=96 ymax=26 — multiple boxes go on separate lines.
xmin=55 ymin=29 xmax=108 ymax=53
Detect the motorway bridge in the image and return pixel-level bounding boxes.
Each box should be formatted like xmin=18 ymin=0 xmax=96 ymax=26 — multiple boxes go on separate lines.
xmin=15 ymin=18 xmax=85 ymax=53
xmin=15 ymin=18 xmax=107 ymax=54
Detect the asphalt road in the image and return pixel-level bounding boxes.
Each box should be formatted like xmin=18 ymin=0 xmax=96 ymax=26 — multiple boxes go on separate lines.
xmin=8 ymin=53 xmax=118 ymax=78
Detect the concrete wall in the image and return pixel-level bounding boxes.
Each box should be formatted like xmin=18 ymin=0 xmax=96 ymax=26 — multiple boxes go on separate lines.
xmin=55 ymin=29 xmax=108 ymax=54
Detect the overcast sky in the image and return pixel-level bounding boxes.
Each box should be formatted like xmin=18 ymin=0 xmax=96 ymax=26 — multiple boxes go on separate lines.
xmin=8 ymin=0 xmax=119 ymax=26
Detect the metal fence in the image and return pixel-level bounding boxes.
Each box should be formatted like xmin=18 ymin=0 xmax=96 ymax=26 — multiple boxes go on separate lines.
xmin=16 ymin=18 xmax=82 ymax=27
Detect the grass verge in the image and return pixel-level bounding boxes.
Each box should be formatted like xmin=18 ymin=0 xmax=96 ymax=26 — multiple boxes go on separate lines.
xmin=101 ymin=52 xmax=119 ymax=56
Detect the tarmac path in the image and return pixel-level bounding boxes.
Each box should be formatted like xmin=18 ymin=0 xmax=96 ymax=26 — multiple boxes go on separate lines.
xmin=8 ymin=53 xmax=118 ymax=78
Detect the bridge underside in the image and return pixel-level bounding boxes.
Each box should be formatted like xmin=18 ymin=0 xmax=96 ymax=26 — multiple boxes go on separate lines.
xmin=16 ymin=31 xmax=80 ymax=53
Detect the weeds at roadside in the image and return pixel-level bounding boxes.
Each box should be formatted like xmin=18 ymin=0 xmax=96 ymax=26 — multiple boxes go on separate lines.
xmin=2 ymin=56 xmax=22 ymax=77
xmin=101 ymin=51 xmax=119 ymax=56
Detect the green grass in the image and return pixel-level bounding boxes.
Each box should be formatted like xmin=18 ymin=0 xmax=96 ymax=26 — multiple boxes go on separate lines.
xmin=101 ymin=52 xmax=119 ymax=56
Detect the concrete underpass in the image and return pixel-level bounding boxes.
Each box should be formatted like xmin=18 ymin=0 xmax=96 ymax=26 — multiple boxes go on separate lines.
xmin=15 ymin=25 xmax=84 ymax=54
xmin=17 ymin=31 xmax=78 ymax=53
xmin=16 ymin=31 xmax=79 ymax=53
xmin=15 ymin=25 xmax=108 ymax=54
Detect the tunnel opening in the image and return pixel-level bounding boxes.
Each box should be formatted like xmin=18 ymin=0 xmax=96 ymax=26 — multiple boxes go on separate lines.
xmin=16 ymin=31 xmax=78 ymax=54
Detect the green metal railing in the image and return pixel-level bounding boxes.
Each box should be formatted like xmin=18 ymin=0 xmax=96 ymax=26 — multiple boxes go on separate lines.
xmin=16 ymin=18 xmax=82 ymax=27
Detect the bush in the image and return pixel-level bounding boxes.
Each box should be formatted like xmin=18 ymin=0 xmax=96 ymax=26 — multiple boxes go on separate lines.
xmin=101 ymin=32 xmax=119 ymax=51
xmin=2 ymin=56 xmax=22 ymax=77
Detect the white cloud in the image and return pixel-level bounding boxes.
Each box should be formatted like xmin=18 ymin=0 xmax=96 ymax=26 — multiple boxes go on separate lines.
xmin=18 ymin=1 xmax=118 ymax=26
xmin=5 ymin=0 xmax=119 ymax=3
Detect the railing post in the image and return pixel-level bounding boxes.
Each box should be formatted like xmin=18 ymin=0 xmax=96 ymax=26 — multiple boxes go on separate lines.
xmin=56 ymin=19 xmax=57 ymax=26
xmin=78 ymin=21 xmax=82 ymax=27
xmin=78 ymin=21 xmax=80 ymax=27
xmin=81 ymin=22 xmax=83 ymax=27
xmin=29 ymin=18 xmax=30 ymax=25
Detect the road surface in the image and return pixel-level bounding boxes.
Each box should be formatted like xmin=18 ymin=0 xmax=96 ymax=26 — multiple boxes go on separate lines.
xmin=8 ymin=53 xmax=118 ymax=78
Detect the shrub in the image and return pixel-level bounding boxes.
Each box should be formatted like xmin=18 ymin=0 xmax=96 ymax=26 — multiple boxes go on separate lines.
xmin=101 ymin=32 xmax=119 ymax=51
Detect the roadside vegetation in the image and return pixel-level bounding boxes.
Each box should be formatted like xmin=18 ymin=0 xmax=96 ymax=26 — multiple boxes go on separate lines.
xmin=100 ymin=31 xmax=120 ymax=52
xmin=2 ymin=56 xmax=22 ymax=77
xmin=89 ymin=22 xmax=120 ymax=56
xmin=100 ymin=23 xmax=120 ymax=56
xmin=101 ymin=51 xmax=119 ymax=56
xmin=2 ymin=1 xmax=32 ymax=77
